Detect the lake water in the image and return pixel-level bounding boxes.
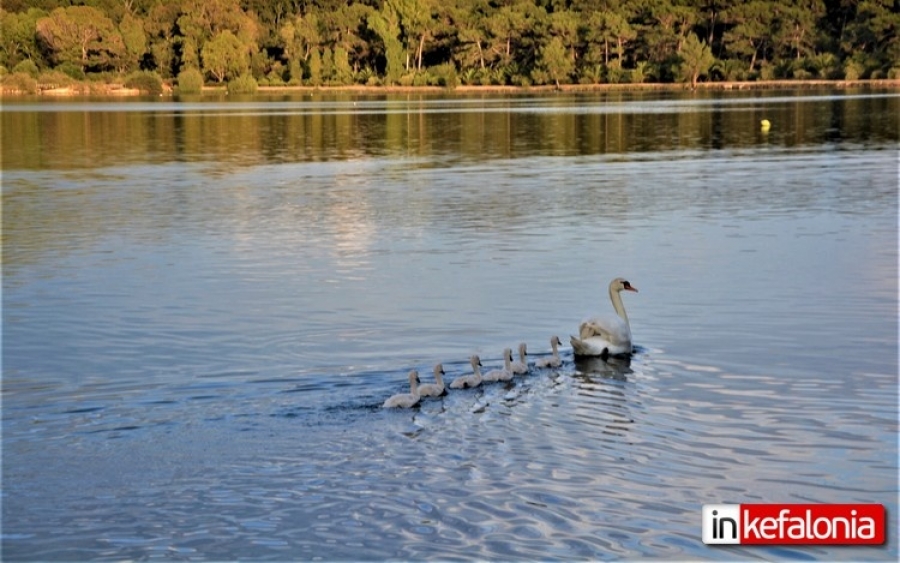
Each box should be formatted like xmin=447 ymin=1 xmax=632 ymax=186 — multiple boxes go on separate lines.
xmin=2 ymin=89 xmax=898 ymax=561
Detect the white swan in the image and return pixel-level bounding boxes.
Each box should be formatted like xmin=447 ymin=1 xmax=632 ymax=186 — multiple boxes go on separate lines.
xmin=535 ymin=335 xmax=563 ymax=368
xmin=382 ymin=370 xmax=421 ymax=408
xmin=510 ymin=342 xmax=528 ymax=374
xmin=482 ymin=348 xmax=514 ymax=383
xmin=418 ymin=363 xmax=446 ymax=397
xmin=450 ymin=355 xmax=483 ymax=389
xmin=570 ymin=277 xmax=638 ymax=357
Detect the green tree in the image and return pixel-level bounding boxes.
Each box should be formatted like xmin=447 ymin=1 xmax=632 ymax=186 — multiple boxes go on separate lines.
xmin=318 ymin=3 xmax=373 ymax=74
xmin=771 ymin=0 xmax=824 ymax=61
xmin=307 ymin=46 xmax=322 ymax=86
xmin=201 ymin=30 xmax=248 ymax=82
xmin=0 ymin=8 xmax=46 ymax=69
xmin=386 ymin=0 xmax=438 ymax=71
xmin=177 ymin=0 xmax=258 ymax=76
xmin=677 ymin=33 xmax=715 ymax=88
xmin=36 ymin=6 xmax=125 ymax=71
xmin=548 ymin=9 xmax=579 ymax=62
xmin=485 ymin=0 xmax=547 ymax=82
xmin=145 ymin=0 xmax=181 ymax=78
xmin=535 ymin=35 xmax=573 ymax=87
xmin=322 ymin=45 xmax=334 ymax=82
xmin=485 ymin=1 xmax=544 ymax=67
xmin=723 ymin=0 xmax=775 ymax=73
xmin=843 ymin=0 xmax=900 ymax=74
xmin=448 ymin=0 xmax=490 ymax=71
xmin=585 ymin=9 xmax=636 ymax=68
xmin=633 ymin=0 xmax=696 ymax=74
xmin=279 ymin=12 xmax=321 ymax=64
xmin=176 ymin=66 xmax=204 ymax=93
xmin=367 ymin=4 xmax=404 ymax=84
xmin=332 ymin=45 xmax=354 ymax=84
xmin=118 ymin=13 xmax=147 ymax=72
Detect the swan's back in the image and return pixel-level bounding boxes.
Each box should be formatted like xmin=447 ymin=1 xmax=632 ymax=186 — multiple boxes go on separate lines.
xmin=450 ymin=355 xmax=483 ymax=389
xmin=418 ymin=363 xmax=446 ymax=397
xmin=535 ymin=336 xmax=562 ymax=368
xmin=483 ymin=349 xmax=514 ymax=382
xmin=511 ymin=342 xmax=528 ymax=374
xmin=579 ymin=314 xmax=631 ymax=345
xmin=570 ymin=332 xmax=632 ymax=357
xmin=383 ymin=370 xmax=420 ymax=408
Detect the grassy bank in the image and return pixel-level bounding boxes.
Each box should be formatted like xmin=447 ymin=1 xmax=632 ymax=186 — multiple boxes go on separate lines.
xmin=2 ymin=78 xmax=899 ymax=98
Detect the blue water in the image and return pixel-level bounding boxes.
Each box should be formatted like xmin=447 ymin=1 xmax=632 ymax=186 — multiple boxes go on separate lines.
xmin=2 ymin=91 xmax=897 ymax=560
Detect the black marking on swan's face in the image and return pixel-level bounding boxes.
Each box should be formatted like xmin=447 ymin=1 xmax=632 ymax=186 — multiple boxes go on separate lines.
xmin=621 ymin=280 xmax=638 ymax=292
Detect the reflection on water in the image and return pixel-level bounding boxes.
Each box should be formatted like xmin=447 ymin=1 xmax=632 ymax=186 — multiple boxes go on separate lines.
xmin=2 ymin=91 xmax=897 ymax=560
xmin=3 ymin=91 xmax=898 ymax=170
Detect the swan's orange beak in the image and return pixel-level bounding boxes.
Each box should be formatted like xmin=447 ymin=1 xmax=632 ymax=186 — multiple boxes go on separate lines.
xmin=623 ymin=282 xmax=638 ymax=292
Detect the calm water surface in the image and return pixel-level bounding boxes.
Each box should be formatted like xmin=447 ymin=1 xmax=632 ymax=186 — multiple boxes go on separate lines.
xmin=2 ymin=90 xmax=898 ymax=561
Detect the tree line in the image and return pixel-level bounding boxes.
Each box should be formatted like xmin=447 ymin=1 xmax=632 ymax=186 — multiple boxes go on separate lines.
xmin=1 ymin=0 xmax=898 ymax=92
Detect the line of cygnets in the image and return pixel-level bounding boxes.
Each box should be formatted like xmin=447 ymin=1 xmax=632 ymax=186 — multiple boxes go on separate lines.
xmin=383 ymin=336 xmax=564 ymax=408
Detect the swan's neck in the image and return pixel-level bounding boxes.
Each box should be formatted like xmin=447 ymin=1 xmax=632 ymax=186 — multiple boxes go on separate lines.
xmin=410 ymin=376 xmax=418 ymax=396
xmin=434 ymin=371 xmax=443 ymax=386
xmin=609 ymin=287 xmax=630 ymax=327
xmin=504 ymin=354 xmax=512 ymax=370
xmin=551 ymin=340 xmax=559 ymax=356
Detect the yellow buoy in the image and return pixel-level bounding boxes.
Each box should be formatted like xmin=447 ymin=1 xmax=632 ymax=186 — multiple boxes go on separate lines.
xmin=760 ymin=119 xmax=771 ymax=132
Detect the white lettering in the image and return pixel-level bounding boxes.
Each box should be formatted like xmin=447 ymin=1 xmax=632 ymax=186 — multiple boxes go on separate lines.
xmin=787 ymin=516 xmax=805 ymax=539
xmin=831 ymin=516 xmax=850 ymax=539
xmin=759 ymin=517 xmax=777 ymax=538
xmin=858 ymin=517 xmax=875 ymax=539
xmin=743 ymin=512 xmax=761 ymax=538
xmin=813 ymin=516 xmax=831 ymax=538
xmin=707 ymin=504 xmax=883 ymax=545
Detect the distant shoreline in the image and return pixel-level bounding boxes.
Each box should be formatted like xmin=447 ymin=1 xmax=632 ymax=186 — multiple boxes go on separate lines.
xmin=3 ymin=79 xmax=899 ymax=98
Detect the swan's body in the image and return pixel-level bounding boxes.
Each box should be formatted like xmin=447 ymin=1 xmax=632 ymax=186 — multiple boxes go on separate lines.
xmin=483 ymin=349 xmax=515 ymax=383
xmin=383 ymin=370 xmax=421 ymax=408
xmin=510 ymin=342 xmax=528 ymax=374
xmin=418 ymin=363 xmax=446 ymax=397
xmin=450 ymin=356 xmax=483 ymax=389
xmin=535 ymin=336 xmax=563 ymax=368
xmin=570 ymin=278 xmax=638 ymax=357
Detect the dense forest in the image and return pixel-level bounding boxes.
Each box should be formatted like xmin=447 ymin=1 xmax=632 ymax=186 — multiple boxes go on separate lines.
xmin=1 ymin=0 xmax=898 ymax=93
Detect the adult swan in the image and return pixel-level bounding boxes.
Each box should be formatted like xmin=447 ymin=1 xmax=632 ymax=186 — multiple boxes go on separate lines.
xmin=570 ymin=278 xmax=638 ymax=357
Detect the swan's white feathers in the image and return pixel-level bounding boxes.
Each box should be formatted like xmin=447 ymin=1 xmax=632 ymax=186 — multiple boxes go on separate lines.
xmin=578 ymin=314 xmax=631 ymax=346
xmin=482 ymin=348 xmax=514 ymax=383
xmin=535 ymin=336 xmax=563 ymax=369
xmin=382 ymin=370 xmax=421 ymax=408
xmin=573 ymin=277 xmax=637 ymax=357
xmin=418 ymin=363 xmax=446 ymax=398
xmin=450 ymin=355 xmax=483 ymax=389
xmin=570 ymin=335 xmax=631 ymax=357
xmin=510 ymin=342 xmax=528 ymax=374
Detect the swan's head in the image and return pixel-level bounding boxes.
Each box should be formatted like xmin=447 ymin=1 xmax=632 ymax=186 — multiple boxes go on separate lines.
xmin=610 ymin=277 xmax=638 ymax=293
xmin=550 ymin=335 xmax=562 ymax=346
xmin=409 ymin=370 xmax=420 ymax=384
xmin=470 ymin=355 xmax=482 ymax=368
xmin=503 ymin=348 xmax=513 ymax=361
xmin=518 ymin=342 xmax=527 ymax=356
xmin=434 ymin=363 xmax=444 ymax=376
